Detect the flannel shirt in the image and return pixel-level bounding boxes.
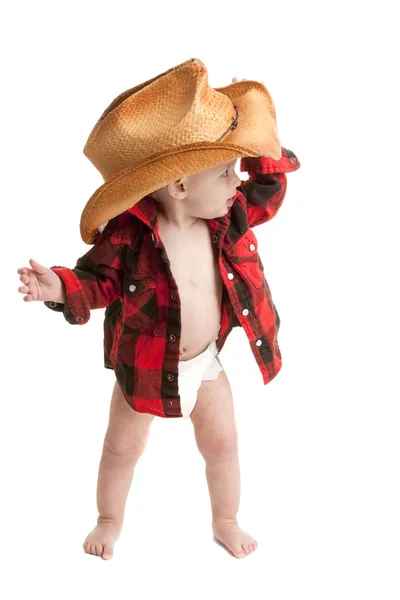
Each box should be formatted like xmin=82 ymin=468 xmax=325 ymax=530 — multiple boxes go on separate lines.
xmin=45 ymin=147 xmax=300 ymax=417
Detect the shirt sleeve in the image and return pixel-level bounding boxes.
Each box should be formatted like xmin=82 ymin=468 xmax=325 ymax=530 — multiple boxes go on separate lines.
xmin=43 ymin=218 xmax=127 ymax=325
xmin=238 ymin=147 xmax=301 ymax=228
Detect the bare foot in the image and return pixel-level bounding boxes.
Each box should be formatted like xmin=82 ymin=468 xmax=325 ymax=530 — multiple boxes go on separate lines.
xmin=212 ymin=518 xmax=258 ymax=559
xmin=83 ymin=520 xmax=122 ymax=560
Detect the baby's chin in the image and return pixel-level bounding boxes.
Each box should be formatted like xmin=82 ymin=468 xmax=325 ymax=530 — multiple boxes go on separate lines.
xmin=207 ymin=204 xmax=230 ymax=218
xmin=208 ymin=207 xmax=228 ymax=220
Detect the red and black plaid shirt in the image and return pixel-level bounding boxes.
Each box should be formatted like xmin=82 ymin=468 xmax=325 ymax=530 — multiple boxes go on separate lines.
xmin=45 ymin=147 xmax=300 ymax=417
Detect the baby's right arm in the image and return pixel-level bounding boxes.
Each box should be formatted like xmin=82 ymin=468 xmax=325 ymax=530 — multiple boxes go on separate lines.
xmin=17 ymin=218 xmax=127 ymax=325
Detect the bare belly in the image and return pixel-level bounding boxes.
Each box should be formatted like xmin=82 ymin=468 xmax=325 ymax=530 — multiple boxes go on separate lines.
xmin=178 ymin=282 xmax=222 ymax=360
xmin=157 ymin=214 xmax=222 ymax=361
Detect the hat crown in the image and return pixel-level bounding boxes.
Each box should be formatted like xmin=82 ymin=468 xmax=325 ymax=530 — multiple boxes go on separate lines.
xmin=83 ymin=58 xmax=238 ymax=180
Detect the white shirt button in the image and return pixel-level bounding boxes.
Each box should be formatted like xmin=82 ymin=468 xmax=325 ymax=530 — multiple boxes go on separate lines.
xmin=129 ymin=284 xmax=136 ymax=292
xmin=76 ymin=316 xmax=83 ymax=323
xmin=256 ymin=339 xmax=263 ymax=347
xmin=227 ymin=272 xmax=234 ymax=280
xmin=249 ymin=243 xmax=255 ymax=251
xmin=48 ymin=301 xmax=57 ymax=308
xmin=242 ymin=308 xmax=249 ymax=316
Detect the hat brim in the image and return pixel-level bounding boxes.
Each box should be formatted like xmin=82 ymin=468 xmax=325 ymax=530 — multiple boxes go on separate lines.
xmin=80 ymin=81 xmax=282 ymax=244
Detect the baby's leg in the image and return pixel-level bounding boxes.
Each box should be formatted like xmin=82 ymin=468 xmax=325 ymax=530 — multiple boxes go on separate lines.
xmin=83 ymin=378 xmax=155 ymax=560
xmin=190 ymin=362 xmax=258 ymax=559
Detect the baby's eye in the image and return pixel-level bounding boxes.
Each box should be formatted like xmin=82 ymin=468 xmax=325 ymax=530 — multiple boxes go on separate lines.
xmin=221 ymin=169 xmax=229 ymax=177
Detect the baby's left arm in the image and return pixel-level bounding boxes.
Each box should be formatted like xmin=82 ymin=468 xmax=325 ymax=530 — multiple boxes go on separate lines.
xmin=238 ymin=147 xmax=301 ymax=228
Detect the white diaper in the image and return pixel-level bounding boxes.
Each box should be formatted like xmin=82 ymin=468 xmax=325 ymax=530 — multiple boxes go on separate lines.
xmin=178 ymin=339 xmax=223 ymax=419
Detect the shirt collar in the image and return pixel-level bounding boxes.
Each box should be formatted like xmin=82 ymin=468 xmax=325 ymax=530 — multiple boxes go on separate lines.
xmin=128 ymin=194 xmax=159 ymax=230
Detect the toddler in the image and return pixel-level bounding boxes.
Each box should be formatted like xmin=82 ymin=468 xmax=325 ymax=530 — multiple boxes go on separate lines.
xmin=17 ymin=60 xmax=300 ymax=560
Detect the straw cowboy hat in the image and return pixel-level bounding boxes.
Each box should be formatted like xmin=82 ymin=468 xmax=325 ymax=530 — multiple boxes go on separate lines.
xmin=80 ymin=57 xmax=282 ymax=245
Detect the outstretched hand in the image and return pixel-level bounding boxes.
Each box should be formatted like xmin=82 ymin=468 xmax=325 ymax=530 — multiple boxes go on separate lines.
xmin=17 ymin=259 xmax=62 ymax=302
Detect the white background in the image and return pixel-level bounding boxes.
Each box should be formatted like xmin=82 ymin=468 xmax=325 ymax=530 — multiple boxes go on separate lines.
xmin=2 ymin=0 xmax=399 ymax=598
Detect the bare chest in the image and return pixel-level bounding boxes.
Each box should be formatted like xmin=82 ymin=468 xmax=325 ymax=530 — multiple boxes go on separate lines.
xmin=156 ymin=216 xmax=223 ymax=358
xmin=157 ymin=218 xmax=220 ymax=293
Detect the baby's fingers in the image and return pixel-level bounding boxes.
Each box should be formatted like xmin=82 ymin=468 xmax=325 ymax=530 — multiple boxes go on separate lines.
xmin=18 ymin=284 xmax=34 ymax=301
xmin=232 ymin=77 xmax=264 ymax=85
xmin=17 ymin=268 xmax=34 ymax=301
xmin=19 ymin=272 xmax=30 ymax=284
xmin=20 ymin=288 xmax=34 ymax=301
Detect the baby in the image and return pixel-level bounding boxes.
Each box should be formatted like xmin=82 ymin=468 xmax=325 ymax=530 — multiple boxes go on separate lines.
xmin=16 ymin=64 xmax=299 ymax=560
xmin=17 ymin=155 xmax=257 ymax=560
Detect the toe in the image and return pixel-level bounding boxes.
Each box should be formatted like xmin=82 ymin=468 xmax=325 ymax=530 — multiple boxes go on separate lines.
xmin=95 ymin=543 xmax=103 ymax=556
xmin=102 ymin=544 xmax=113 ymax=560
